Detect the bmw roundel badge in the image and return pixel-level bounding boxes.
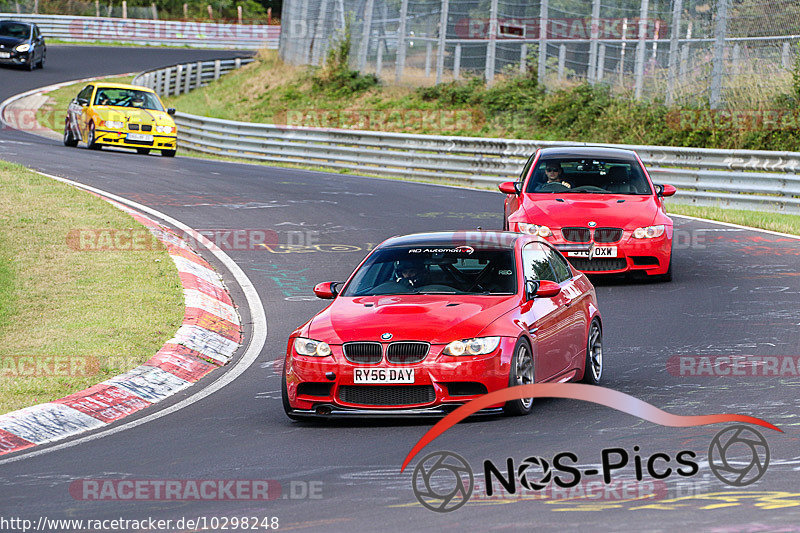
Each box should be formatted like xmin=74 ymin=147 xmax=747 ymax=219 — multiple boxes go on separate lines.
xmin=588 ymin=221 xmax=597 ymax=227
xmin=381 ymin=332 xmax=393 ymax=341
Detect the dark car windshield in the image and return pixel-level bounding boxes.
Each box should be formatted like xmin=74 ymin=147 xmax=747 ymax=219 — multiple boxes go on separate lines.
xmin=526 ymin=157 xmax=652 ymax=195
xmin=0 ymin=22 xmax=30 ymax=39
xmin=94 ymin=88 xmax=164 ymax=111
xmin=341 ymin=246 xmax=517 ymax=296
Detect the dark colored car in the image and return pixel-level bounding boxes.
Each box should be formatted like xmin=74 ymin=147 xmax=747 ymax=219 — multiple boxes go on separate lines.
xmin=0 ymin=20 xmax=46 ymax=70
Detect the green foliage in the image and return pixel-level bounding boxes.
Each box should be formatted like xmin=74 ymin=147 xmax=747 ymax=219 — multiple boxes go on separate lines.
xmin=311 ymin=20 xmax=380 ymax=99
xmin=793 ymin=42 xmax=800 ymax=102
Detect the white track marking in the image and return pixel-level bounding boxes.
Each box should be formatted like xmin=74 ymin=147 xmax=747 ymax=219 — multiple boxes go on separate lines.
xmin=0 ymin=172 xmax=267 ymax=466
xmin=671 ymin=213 xmax=800 ymax=241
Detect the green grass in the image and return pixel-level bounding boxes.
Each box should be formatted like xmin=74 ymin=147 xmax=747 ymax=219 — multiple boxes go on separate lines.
xmin=35 ymin=75 xmax=135 ymax=134
xmin=0 ymin=161 xmax=184 ymax=414
xmin=667 ymin=203 xmax=800 ymax=236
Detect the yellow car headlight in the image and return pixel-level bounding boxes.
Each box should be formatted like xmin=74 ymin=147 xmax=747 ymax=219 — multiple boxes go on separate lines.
xmin=103 ymin=120 xmax=124 ymax=129
xmin=155 ymin=125 xmax=174 ymax=134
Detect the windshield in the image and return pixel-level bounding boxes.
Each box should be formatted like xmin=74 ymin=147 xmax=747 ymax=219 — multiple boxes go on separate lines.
xmin=0 ymin=22 xmax=30 ymax=39
xmin=526 ymin=157 xmax=652 ymax=195
xmin=342 ymin=246 xmax=517 ymax=296
xmin=93 ymin=88 xmax=164 ymax=111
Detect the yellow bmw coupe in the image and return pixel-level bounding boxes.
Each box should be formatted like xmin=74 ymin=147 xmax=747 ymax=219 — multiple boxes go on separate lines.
xmin=63 ymin=82 xmax=177 ymax=157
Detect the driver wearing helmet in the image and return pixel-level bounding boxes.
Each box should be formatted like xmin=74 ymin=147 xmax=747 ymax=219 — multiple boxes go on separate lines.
xmin=395 ymin=260 xmax=428 ymax=289
xmin=131 ymin=94 xmax=145 ymax=108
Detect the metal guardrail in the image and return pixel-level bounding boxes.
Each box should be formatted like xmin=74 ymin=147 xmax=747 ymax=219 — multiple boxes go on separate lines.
xmin=138 ymin=59 xmax=800 ymax=214
xmin=133 ymin=58 xmax=254 ymax=97
xmin=0 ymin=13 xmax=279 ymax=49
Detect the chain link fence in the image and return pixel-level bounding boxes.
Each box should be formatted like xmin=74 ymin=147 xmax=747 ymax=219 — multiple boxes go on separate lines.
xmin=279 ymin=0 xmax=800 ymax=108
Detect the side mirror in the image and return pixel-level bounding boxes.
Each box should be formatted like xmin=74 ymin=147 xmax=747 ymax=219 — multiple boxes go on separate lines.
xmin=499 ymin=181 xmax=521 ymax=195
xmin=535 ymin=280 xmax=561 ymax=298
xmin=655 ymin=183 xmax=677 ymax=197
xmin=77 ymin=98 xmax=88 ymax=106
xmin=525 ymin=279 xmax=540 ymax=301
xmin=660 ymin=184 xmax=677 ymax=197
xmin=167 ymin=108 xmax=176 ymax=116
xmin=313 ymin=281 xmax=340 ymax=299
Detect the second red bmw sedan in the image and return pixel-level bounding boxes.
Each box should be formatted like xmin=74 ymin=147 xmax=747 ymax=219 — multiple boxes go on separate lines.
xmin=500 ymin=147 xmax=677 ymax=281
xmin=282 ymin=231 xmax=603 ymax=419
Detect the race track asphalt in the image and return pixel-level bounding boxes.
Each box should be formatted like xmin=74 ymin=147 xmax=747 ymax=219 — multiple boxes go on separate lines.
xmin=1 ymin=46 xmax=799 ymax=531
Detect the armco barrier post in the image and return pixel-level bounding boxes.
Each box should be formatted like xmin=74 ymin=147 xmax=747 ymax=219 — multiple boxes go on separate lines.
xmin=175 ymin=64 xmax=183 ymax=96
xmin=183 ymin=63 xmax=192 ymax=94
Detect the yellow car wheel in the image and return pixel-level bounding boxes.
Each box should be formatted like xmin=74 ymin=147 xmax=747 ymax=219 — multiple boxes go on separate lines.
xmin=86 ymin=122 xmax=101 ymax=150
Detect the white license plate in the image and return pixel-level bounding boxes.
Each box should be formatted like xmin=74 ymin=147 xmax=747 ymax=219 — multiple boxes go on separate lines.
xmin=0 ymin=52 xmax=10 ymax=59
xmin=568 ymin=246 xmax=618 ymax=258
xmin=354 ymin=368 xmax=414 ymax=384
xmin=127 ymin=133 xmax=153 ymax=142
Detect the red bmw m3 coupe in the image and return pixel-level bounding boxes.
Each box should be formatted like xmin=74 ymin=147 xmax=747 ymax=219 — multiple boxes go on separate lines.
xmin=500 ymin=147 xmax=677 ymax=281
xmin=281 ymin=231 xmax=603 ymax=419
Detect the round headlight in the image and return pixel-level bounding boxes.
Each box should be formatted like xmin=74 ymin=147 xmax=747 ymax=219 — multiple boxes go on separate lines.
xmin=315 ymin=342 xmax=332 ymax=357
xmin=467 ymin=339 xmax=484 ymax=355
xmin=446 ymin=340 xmax=466 ymax=356
xmin=15 ymin=43 xmax=30 ymax=53
xmin=633 ymin=227 xmax=646 ymax=239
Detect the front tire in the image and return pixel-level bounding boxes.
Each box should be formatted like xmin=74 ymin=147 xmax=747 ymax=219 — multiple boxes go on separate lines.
xmin=137 ymin=148 xmax=151 ymax=155
xmin=63 ymin=120 xmax=78 ymax=147
xmin=503 ymin=337 xmax=535 ymax=416
xmin=36 ymin=50 xmax=44 ymax=69
xmin=86 ymin=122 xmax=101 ymax=150
xmin=580 ymin=319 xmax=603 ymax=385
xmin=161 ymin=149 xmax=176 ymax=157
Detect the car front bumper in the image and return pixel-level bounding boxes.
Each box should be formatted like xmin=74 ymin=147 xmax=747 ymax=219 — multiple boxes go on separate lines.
xmin=284 ymin=337 xmax=517 ymax=415
xmin=0 ymin=51 xmax=32 ymax=66
xmin=95 ymin=129 xmax=177 ymax=150
xmin=551 ymin=232 xmax=672 ymax=276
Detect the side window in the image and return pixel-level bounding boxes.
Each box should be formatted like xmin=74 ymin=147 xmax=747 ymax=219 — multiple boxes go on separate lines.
xmin=34 ymin=26 xmax=40 ymax=39
xmin=518 ymin=154 xmax=535 ymax=188
xmin=78 ymin=85 xmax=93 ymax=101
xmin=545 ymin=245 xmax=572 ymax=283
xmin=521 ymin=244 xmax=557 ymax=282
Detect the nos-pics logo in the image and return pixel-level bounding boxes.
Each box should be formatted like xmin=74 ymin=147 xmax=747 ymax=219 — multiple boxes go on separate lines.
xmin=411 ymin=425 xmax=770 ymax=513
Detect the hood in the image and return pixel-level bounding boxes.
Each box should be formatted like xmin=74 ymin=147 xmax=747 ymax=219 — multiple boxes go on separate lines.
xmin=95 ymin=107 xmax=174 ymax=125
xmin=516 ymin=194 xmax=659 ymax=228
xmin=306 ymin=295 xmax=518 ymax=344
xmin=0 ymin=36 xmax=25 ymax=48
